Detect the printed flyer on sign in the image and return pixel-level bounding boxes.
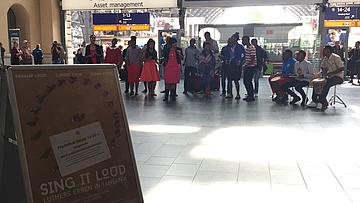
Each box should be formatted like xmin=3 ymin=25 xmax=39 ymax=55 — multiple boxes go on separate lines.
xmin=7 ymin=66 xmax=143 ymax=203
xmin=50 ymin=122 xmax=111 ymax=177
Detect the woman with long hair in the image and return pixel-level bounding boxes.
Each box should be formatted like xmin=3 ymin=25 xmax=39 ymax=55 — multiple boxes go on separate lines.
xmin=140 ymin=39 xmax=160 ymax=96
xmin=126 ymin=37 xmax=142 ymax=96
xmin=163 ymin=38 xmax=184 ymax=101
xmin=199 ymin=42 xmax=216 ymax=99
xmin=85 ymin=35 xmax=104 ymax=64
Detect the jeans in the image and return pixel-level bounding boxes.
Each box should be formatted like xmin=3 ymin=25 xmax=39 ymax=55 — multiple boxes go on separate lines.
xmin=184 ymin=66 xmax=196 ymax=92
xmin=280 ymin=79 xmax=309 ymax=100
xmin=221 ymin=64 xmax=228 ymax=94
xmin=243 ymin=67 xmax=257 ymax=97
xmin=253 ymin=68 xmax=261 ymax=94
xmin=312 ymin=76 xmax=343 ymax=103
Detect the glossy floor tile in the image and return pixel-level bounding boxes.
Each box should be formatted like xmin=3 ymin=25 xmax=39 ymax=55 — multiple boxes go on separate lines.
xmin=122 ymin=77 xmax=360 ymax=203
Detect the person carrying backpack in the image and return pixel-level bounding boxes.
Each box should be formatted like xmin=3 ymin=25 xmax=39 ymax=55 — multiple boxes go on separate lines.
xmin=32 ymin=44 xmax=44 ymax=65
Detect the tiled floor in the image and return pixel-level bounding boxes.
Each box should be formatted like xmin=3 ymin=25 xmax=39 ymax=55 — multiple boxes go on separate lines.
xmin=122 ymin=77 xmax=360 ymax=203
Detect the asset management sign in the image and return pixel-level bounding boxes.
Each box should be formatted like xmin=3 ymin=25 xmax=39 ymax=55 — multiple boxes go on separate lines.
xmin=62 ymin=0 xmax=178 ymax=10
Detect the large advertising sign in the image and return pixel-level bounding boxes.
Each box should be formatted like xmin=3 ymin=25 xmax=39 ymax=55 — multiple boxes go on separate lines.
xmin=62 ymin=0 xmax=177 ymax=10
xmin=7 ymin=65 xmax=143 ymax=203
xmin=183 ymin=0 xmax=322 ymax=7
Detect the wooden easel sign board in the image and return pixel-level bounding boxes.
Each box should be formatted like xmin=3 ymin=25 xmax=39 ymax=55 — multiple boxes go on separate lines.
xmin=6 ymin=65 xmax=143 ymax=203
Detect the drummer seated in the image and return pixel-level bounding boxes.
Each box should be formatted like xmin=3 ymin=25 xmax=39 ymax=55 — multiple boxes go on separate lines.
xmin=279 ymin=50 xmax=314 ymax=106
xmin=307 ymin=46 xmax=344 ymax=110
xmin=268 ymin=49 xmax=296 ymax=102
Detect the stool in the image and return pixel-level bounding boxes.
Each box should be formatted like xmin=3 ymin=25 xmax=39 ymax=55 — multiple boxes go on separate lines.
xmin=329 ymin=85 xmax=347 ymax=107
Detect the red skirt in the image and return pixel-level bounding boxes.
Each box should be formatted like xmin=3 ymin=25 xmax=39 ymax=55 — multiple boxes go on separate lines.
xmin=140 ymin=60 xmax=160 ymax=82
xmin=127 ymin=64 xmax=141 ymax=83
xmin=164 ymin=60 xmax=181 ymax=84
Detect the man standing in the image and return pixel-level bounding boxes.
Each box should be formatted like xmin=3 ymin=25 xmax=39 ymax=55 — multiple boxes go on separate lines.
xmin=308 ymin=46 xmax=344 ymax=111
xmin=21 ymin=40 xmax=33 ymax=65
xmin=0 ymin=42 xmax=5 ymax=66
xmin=183 ymin=38 xmax=200 ymax=94
xmin=225 ymin=32 xmax=245 ymax=100
xmin=32 ymin=44 xmax=44 ymax=65
xmin=242 ymin=36 xmax=257 ymax=102
xmin=204 ymin=31 xmax=219 ymax=54
xmin=348 ymin=41 xmax=360 ymax=84
xmin=334 ymin=41 xmax=345 ymax=62
xmin=219 ymin=38 xmax=231 ymax=96
xmin=251 ymin=39 xmax=267 ymax=97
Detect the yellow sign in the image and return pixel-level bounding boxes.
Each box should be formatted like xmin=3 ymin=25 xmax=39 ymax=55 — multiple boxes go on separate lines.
xmin=93 ymin=25 xmax=117 ymax=31
xmin=118 ymin=24 xmax=150 ymax=31
xmin=324 ymin=20 xmax=357 ymax=27
xmin=93 ymin=24 xmax=150 ymax=31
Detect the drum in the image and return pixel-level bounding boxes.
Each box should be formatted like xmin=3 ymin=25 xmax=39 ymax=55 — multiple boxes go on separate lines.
xmin=270 ymin=76 xmax=281 ymax=82
xmin=312 ymin=78 xmax=327 ymax=94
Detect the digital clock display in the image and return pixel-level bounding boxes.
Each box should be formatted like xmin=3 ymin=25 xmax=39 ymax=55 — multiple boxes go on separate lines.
xmin=325 ymin=7 xmax=357 ymax=20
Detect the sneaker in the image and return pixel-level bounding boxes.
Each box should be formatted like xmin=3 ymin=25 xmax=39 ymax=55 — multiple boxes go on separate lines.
xmin=254 ymin=93 xmax=259 ymax=97
xmin=307 ymin=101 xmax=317 ymax=108
xmin=301 ymin=97 xmax=309 ymax=107
xmin=316 ymin=103 xmax=322 ymax=110
xmin=290 ymin=96 xmax=301 ymax=105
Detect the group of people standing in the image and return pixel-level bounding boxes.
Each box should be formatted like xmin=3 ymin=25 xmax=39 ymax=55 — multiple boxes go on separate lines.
xmin=9 ymin=40 xmax=65 ymax=65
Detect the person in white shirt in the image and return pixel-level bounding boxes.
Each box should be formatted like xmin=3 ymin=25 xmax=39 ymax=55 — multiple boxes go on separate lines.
xmin=280 ymin=50 xmax=314 ymax=106
xmin=307 ymin=46 xmax=344 ymax=111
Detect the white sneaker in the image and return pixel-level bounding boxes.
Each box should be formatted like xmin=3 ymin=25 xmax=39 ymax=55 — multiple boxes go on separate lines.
xmin=316 ymin=103 xmax=322 ymax=110
xmin=307 ymin=101 xmax=317 ymax=108
xmin=254 ymin=93 xmax=259 ymax=97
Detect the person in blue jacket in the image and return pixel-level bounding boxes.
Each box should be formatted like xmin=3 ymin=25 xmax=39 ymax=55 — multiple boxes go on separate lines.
xmin=225 ymin=32 xmax=245 ymax=100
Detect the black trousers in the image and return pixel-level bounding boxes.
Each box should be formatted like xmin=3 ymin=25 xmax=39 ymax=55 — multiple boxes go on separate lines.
xmin=184 ymin=66 xmax=196 ymax=92
xmin=312 ymin=76 xmax=343 ymax=103
xmin=280 ymin=79 xmax=309 ymax=100
xmin=243 ymin=67 xmax=257 ymax=97
xmin=349 ymin=62 xmax=360 ymax=80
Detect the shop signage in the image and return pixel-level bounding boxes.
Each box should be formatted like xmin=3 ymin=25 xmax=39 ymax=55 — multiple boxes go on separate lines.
xmin=62 ymin=0 xmax=177 ymax=10
xmin=183 ymin=0 xmax=322 ymax=7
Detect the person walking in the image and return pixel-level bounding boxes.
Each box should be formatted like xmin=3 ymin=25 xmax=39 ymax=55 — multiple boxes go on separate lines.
xmin=32 ymin=44 xmax=44 ymax=65
xmin=183 ymin=38 xmax=200 ymax=94
xmin=58 ymin=42 xmax=66 ymax=64
xmin=140 ymin=39 xmax=160 ymax=97
xmin=163 ymin=37 xmax=184 ymax=101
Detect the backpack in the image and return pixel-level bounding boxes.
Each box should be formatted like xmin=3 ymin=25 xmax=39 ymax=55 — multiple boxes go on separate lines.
xmin=35 ymin=50 xmax=42 ymax=61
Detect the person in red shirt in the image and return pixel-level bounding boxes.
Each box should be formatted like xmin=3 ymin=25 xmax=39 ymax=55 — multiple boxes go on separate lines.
xmin=104 ymin=38 xmax=123 ymax=71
